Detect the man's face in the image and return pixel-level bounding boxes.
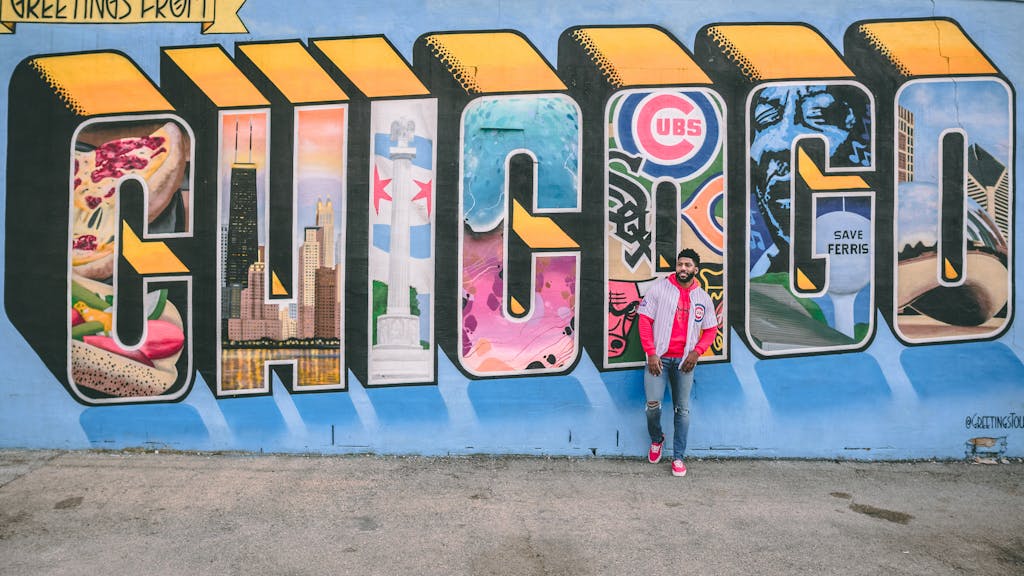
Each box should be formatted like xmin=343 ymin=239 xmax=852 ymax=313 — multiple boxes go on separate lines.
xmin=675 ymin=257 xmax=697 ymax=285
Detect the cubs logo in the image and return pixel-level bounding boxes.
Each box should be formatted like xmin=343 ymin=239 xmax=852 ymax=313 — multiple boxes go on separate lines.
xmin=635 ymin=93 xmax=705 ymax=162
xmin=614 ymin=89 xmax=722 ymax=179
xmin=693 ymin=304 xmax=705 ymax=322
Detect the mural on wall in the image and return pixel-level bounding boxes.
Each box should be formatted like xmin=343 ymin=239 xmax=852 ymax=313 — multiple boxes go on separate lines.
xmin=217 ymin=104 xmax=346 ymax=393
xmin=694 ymin=24 xmax=879 ymax=357
xmin=307 ymin=35 xmax=438 ymax=387
xmin=1 ymin=8 xmax=1021 ymax=457
xmin=458 ymin=94 xmax=581 ymax=376
xmin=6 ymin=51 xmax=199 ymax=405
xmin=893 ymin=79 xmax=1011 ymax=341
xmin=205 ymin=42 xmax=350 ymax=395
xmin=367 ymin=99 xmax=436 ymax=384
xmin=4 ymin=19 xmax=1016 ymax=396
xmin=70 ymin=115 xmax=193 ymax=401
xmin=556 ymin=26 xmax=728 ymax=371
xmin=842 ymin=20 xmax=1013 ymax=346
xmin=745 ymin=81 xmax=875 ymax=354
xmin=604 ymin=88 xmax=726 ymax=366
xmin=413 ymin=31 xmax=584 ymax=379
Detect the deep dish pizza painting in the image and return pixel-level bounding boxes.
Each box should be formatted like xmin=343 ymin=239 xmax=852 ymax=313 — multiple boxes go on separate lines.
xmin=68 ymin=118 xmax=192 ymax=401
xmin=71 ymin=121 xmax=189 ymax=279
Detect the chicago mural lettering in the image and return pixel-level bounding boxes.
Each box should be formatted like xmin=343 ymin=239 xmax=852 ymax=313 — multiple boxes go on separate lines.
xmin=4 ymin=18 xmax=1014 ymax=405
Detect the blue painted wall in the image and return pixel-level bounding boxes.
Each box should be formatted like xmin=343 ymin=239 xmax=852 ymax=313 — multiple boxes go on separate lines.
xmin=1 ymin=0 xmax=1022 ymax=459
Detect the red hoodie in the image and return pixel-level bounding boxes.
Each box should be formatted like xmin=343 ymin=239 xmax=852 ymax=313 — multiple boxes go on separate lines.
xmin=638 ymin=274 xmax=716 ymax=358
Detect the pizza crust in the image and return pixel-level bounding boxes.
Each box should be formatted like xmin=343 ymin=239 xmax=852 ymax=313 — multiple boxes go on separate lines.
xmin=71 ymin=249 xmax=115 ymax=281
xmin=142 ymin=122 xmax=187 ymax=222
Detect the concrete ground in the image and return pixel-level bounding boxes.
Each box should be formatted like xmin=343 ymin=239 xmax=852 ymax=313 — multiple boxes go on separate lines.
xmin=0 ymin=450 xmax=1021 ymax=576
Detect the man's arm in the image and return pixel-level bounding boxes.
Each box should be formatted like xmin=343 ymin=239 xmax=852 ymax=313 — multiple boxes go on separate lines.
xmin=638 ymin=314 xmax=662 ymax=376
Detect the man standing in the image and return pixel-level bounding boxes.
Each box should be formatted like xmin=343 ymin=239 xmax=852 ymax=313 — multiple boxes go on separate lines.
xmin=637 ymin=249 xmax=719 ymax=476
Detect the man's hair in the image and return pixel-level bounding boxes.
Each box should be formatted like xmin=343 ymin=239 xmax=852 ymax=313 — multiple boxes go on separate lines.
xmin=677 ymin=248 xmax=701 ymax=267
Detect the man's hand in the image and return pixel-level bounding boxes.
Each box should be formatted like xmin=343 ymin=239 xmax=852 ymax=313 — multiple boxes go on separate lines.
xmin=682 ymin=350 xmax=701 ymax=373
xmin=646 ymin=353 xmax=662 ymax=376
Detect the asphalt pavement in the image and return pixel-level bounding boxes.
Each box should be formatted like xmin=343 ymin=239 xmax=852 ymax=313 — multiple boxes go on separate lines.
xmin=0 ymin=450 xmax=1021 ymax=575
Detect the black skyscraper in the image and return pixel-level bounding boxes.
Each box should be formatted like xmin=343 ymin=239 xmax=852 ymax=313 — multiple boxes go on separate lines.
xmin=225 ymin=120 xmax=259 ymax=288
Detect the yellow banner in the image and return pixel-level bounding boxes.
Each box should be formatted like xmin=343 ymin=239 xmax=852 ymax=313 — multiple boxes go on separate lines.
xmin=0 ymin=0 xmax=246 ymax=34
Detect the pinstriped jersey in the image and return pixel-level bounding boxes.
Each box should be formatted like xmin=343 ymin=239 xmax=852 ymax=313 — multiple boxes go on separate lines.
xmin=637 ymin=275 xmax=718 ymax=360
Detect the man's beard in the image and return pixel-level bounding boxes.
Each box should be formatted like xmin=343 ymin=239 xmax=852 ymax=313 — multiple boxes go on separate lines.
xmin=676 ymin=270 xmax=694 ymax=284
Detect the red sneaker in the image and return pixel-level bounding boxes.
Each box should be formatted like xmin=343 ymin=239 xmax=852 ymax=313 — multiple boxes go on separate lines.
xmin=648 ymin=438 xmax=664 ymax=464
xmin=671 ymin=459 xmax=687 ymax=477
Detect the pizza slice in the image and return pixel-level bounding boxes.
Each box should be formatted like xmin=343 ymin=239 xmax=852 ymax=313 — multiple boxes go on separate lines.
xmin=71 ymin=121 xmax=187 ymax=280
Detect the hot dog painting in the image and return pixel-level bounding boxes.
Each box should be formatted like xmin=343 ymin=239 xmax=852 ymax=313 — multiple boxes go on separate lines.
xmin=70 ymin=276 xmax=186 ymax=397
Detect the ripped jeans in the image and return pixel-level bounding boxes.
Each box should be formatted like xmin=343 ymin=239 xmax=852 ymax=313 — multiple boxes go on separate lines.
xmin=644 ymin=356 xmax=694 ymax=460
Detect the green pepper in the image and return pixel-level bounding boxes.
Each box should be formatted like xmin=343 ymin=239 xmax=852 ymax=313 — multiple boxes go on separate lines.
xmin=71 ymin=321 xmax=105 ymax=341
xmin=71 ymin=280 xmax=109 ymax=310
xmin=148 ymin=289 xmax=168 ymax=320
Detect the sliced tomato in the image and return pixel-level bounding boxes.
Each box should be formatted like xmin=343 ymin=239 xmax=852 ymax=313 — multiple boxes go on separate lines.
xmin=139 ymin=320 xmax=185 ymax=360
xmin=82 ymin=335 xmax=155 ymax=367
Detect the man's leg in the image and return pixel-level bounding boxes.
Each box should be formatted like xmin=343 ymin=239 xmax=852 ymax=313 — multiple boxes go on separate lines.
xmin=643 ymin=366 xmax=668 ymax=461
xmin=668 ymin=366 xmax=695 ymax=460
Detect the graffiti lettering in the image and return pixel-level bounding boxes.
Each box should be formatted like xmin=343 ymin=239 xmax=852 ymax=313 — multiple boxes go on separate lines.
xmin=842 ymin=19 xmax=1014 ymax=347
xmin=66 ymin=116 xmax=196 ymax=404
xmin=892 ymin=79 xmax=1012 ymax=343
xmin=77 ymin=0 xmax=133 ymax=19
xmin=745 ymin=84 xmax=876 ymax=354
xmin=139 ymin=0 xmax=192 ymax=19
xmin=607 ymin=151 xmax=653 ymax=270
xmin=2 ymin=19 xmax=1015 ymax=405
xmin=6 ymin=0 xmax=204 ymax=20
xmin=9 ymin=0 xmax=70 ymax=19
xmin=458 ymin=95 xmax=582 ymax=377
xmin=827 ymin=243 xmax=870 ymax=255
xmin=966 ymin=414 xmax=1024 ymax=430
xmin=603 ymin=87 xmax=727 ymax=368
